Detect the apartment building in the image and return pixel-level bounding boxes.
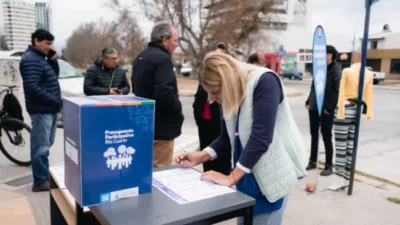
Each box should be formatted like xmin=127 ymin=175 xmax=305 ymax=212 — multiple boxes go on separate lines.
xmin=0 ymin=0 xmax=36 ymax=51
xmin=205 ymin=0 xmax=308 ymax=73
xmin=35 ymin=2 xmax=51 ymax=31
xmin=205 ymin=0 xmax=308 ymax=51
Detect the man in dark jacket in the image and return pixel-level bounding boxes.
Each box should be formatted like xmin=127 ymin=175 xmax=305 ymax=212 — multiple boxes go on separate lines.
xmin=132 ymin=22 xmax=184 ymax=168
xmin=305 ymin=45 xmax=342 ymax=176
xmin=84 ymin=47 xmax=130 ymax=96
xmin=20 ymin=29 xmax=61 ymax=192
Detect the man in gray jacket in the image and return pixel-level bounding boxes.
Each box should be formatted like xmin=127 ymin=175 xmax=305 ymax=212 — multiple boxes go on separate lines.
xmin=84 ymin=47 xmax=130 ymax=96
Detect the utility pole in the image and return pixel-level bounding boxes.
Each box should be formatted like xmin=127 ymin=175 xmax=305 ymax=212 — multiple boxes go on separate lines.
xmin=348 ymin=0 xmax=380 ymax=196
xmin=351 ymin=29 xmax=356 ymax=64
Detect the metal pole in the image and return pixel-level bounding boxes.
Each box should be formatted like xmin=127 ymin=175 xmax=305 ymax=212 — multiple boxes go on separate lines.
xmin=314 ymin=131 xmax=320 ymax=191
xmin=348 ymin=0 xmax=372 ymax=195
xmin=351 ymin=29 xmax=356 ymax=64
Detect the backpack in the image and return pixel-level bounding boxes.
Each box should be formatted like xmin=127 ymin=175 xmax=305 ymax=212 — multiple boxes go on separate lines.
xmin=2 ymin=92 xmax=24 ymax=131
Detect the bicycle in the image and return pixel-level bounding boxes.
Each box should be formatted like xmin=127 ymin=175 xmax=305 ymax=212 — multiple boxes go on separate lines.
xmin=0 ymin=85 xmax=31 ymax=166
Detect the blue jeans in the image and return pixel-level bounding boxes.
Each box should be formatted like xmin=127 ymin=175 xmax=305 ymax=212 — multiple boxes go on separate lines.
xmin=30 ymin=114 xmax=57 ymax=186
xmin=237 ymin=197 xmax=288 ymax=225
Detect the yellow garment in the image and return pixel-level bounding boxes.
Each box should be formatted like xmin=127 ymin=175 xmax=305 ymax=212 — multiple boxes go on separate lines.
xmin=337 ymin=63 xmax=373 ymax=120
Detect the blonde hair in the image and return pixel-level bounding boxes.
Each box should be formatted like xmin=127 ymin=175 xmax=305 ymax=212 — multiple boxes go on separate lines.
xmin=200 ymin=53 xmax=258 ymax=118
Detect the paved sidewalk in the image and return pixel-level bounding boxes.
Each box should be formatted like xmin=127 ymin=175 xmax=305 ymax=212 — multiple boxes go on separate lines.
xmin=3 ymin=154 xmax=399 ymax=225
xmin=0 ymin=189 xmax=35 ymax=225
xmin=177 ymin=77 xmax=303 ymax=97
xmin=219 ymin=169 xmax=400 ymax=225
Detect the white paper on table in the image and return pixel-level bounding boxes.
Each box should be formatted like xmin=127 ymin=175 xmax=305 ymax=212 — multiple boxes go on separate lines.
xmin=152 ymin=168 xmax=236 ymax=204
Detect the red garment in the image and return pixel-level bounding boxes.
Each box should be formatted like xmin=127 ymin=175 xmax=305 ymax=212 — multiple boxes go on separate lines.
xmin=202 ymin=100 xmax=212 ymax=120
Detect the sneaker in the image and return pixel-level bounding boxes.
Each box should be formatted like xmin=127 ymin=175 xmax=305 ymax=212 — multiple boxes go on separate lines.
xmin=32 ymin=181 xmax=50 ymax=192
xmin=306 ymin=162 xmax=316 ymax=171
xmin=320 ymin=166 xmax=333 ymax=176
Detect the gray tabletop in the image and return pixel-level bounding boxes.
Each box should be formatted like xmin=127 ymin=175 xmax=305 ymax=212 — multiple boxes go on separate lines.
xmin=90 ymin=166 xmax=255 ymax=225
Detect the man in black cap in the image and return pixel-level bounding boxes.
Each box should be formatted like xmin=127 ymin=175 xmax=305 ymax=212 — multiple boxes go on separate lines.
xmin=305 ymin=45 xmax=342 ymax=176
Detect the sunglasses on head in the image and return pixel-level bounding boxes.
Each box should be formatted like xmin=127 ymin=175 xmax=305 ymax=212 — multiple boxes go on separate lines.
xmin=217 ymin=42 xmax=228 ymax=50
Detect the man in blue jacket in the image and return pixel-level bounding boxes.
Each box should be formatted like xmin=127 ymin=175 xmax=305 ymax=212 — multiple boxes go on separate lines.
xmin=20 ymin=29 xmax=61 ymax=192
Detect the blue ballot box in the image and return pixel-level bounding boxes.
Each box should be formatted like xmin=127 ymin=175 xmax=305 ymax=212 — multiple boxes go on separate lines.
xmin=63 ymin=95 xmax=154 ymax=207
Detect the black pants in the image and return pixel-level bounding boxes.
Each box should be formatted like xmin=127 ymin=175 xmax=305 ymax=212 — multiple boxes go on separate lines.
xmin=309 ymin=110 xmax=334 ymax=166
xmin=197 ymin=120 xmax=231 ymax=175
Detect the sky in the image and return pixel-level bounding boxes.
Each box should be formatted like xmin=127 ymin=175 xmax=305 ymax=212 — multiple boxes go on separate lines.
xmin=308 ymin=0 xmax=400 ymax=51
xmin=48 ymin=0 xmax=153 ymax=50
xmin=45 ymin=0 xmax=400 ymax=52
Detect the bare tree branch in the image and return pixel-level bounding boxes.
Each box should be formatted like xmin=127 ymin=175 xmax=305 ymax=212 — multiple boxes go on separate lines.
xmin=108 ymin=0 xmax=276 ymax=77
xmin=187 ymin=0 xmax=193 ymax=31
xmin=65 ymin=11 xmax=145 ymax=67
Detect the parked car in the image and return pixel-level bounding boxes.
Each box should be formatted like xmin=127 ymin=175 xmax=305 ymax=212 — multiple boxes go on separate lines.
xmin=121 ymin=64 xmax=131 ymax=73
xmin=0 ymin=55 xmax=85 ymax=128
xmin=366 ymin=67 xmax=385 ymax=85
xmin=280 ymin=69 xmax=303 ymax=80
xmin=57 ymin=60 xmax=85 ymax=128
xmin=181 ymin=63 xmax=192 ymax=77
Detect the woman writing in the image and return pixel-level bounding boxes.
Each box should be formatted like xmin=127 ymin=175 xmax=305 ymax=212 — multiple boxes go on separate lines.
xmin=193 ymin=42 xmax=238 ymax=175
xmin=176 ymin=53 xmax=308 ymax=225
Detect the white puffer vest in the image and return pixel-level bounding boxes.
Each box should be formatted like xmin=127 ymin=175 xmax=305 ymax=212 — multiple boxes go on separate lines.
xmin=223 ymin=67 xmax=308 ymax=203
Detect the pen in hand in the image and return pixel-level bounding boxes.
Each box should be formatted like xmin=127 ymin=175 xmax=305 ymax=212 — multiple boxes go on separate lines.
xmin=176 ymin=151 xmax=186 ymax=164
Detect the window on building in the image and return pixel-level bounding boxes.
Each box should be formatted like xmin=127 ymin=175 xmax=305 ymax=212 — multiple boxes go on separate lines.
xmin=390 ymin=59 xmax=400 ymax=74
xmin=274 ymin=0 xmax=285 ymax=5
xmin=371 ymin=41 xmax=378 ymax=49
xmin=294 ymin=11 xmax=305 ymax=15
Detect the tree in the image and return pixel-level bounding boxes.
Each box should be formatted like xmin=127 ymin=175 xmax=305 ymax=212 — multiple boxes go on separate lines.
xmin=64 ymin=20 xmax=120 ymax=66
xmin=108 ymin=9 xmax=147 ymax=64
xmin=0 ymin=34 xmax=10 ymax=51
xmin=109 ymin=0 xmax=276 ymax=75
xmin=64 ymin=15 xmax=146 ymax=67
xmin=60 ymin=48 xmax=68 ymax=61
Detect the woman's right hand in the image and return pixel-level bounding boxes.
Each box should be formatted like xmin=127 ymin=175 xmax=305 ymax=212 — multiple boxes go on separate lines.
xmin=175 ymin=151 xmax=210 ymax=168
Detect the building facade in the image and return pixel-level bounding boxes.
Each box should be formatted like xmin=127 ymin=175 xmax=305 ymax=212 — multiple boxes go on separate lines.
xmin=1 ymin=0 xmax=36 ymax=51
xmin=257 ymin=0 xmax=308 ymax=53
xmin=205 ymin=0 xmax=309 ymax=73
xmin=35 ymin=2 xmax=50 ymax=31
xmin=363 ymin=25 xmax=400 ymax=80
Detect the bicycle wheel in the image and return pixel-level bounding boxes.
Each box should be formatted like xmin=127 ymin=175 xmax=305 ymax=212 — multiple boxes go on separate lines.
xmin=0 ymin=118 xmax=31 ymax=166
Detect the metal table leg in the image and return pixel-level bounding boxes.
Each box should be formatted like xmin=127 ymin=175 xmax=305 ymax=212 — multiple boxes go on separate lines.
xmin=50 ymin=174 xmax=67 ymax=225
xmin=75 ymin=201 xmax=85 ymax=225
xmin=243 ymin=206 xmax=254 ymax=225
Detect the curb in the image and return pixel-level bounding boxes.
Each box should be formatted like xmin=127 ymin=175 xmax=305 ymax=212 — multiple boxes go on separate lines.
xmin=317 ymin=161 xmax=400 ymax=188
xmin=287 ymin=92 xmax=303 ymax=98
xmin=179 ymin=90 xmax=304 ymax=98
xmin=178 ymin=90 xmax=196 ymax=97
